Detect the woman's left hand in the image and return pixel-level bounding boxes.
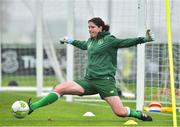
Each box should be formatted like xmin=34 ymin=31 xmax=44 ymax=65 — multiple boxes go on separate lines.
xmin=143 ymin=29 xmax=154 ymax=42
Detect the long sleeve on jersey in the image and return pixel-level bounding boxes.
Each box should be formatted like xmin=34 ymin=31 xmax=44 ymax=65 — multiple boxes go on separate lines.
xmin=71 ymin=40 xmax=88 ymax=50
xmin=110 ymin=37 xmax=146 ymax=48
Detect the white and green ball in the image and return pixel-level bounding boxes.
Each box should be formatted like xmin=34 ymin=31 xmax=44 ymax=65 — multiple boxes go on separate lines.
xmin=11 ymin=100 xmax=29 ymax=118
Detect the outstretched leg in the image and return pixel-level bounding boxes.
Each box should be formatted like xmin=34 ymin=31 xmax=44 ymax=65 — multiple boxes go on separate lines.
xmin=28 ymin=81 xmax=84 ymax=114
xmin=104 ymin=96 xmax=152 ymax=121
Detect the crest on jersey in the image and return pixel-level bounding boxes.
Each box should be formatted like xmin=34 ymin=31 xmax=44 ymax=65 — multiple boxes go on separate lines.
xmin=98 ymin=39 xmax=103 ymax=45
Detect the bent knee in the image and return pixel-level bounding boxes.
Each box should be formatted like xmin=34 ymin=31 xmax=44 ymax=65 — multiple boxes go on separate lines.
xmin=53 ymin=82 xmax=69 ymax=95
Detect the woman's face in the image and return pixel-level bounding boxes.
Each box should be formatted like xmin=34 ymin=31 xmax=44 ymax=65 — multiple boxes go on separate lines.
xmin=88 ymin=22 xmax=102 ymax=38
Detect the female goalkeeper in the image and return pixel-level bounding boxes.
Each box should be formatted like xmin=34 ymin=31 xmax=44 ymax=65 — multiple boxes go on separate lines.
xmin=28 ymin=17 xmax=153 ymax=121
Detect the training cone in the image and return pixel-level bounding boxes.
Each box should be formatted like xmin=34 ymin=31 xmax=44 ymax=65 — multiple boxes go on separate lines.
xmin=123 ymin=120 xmax=138 ymax=125
xmin=83 ymin=112 xmax=95 ymax=117
xmin=148 ymin=101 xmax=161 ymax=112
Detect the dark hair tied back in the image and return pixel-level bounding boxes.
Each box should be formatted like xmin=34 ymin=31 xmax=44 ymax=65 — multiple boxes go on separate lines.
xmin=103 ymin=25 xmax=110 ymax=32
xmin=88 ymin=17 xmax=110 ymax=32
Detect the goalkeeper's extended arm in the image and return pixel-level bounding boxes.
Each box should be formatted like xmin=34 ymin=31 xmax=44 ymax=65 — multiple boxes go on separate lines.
xmin=59 ymin=37 xmax=88 ymax=50
xmin=112 ymin=29 xmax=154 ymax=48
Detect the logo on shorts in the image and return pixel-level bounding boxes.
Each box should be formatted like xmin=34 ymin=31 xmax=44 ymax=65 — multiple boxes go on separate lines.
xmin=110 ymin=90 xmax=114 ymax=94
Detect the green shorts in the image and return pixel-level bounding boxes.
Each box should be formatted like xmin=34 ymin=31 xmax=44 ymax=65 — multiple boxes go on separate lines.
xmin=74 ymin=78 xmax=118 ymax=99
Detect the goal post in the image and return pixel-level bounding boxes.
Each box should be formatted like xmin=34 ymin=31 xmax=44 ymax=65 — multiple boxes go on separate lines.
xmin=65 ymin=0 xmax=75 ymax=102
xmin=136 ymin=0 xmax=146 ymax=111
xmin=36 ymin=0 xmax=43 ymax=97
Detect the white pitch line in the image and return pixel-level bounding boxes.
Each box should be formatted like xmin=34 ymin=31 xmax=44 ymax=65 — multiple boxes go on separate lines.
xmin=75 ymin=101 xmax=180 ymax=118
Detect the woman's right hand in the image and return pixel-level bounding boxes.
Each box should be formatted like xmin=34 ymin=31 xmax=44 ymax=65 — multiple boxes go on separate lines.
xmin=59 ymin=36 xmax=74 ymax=44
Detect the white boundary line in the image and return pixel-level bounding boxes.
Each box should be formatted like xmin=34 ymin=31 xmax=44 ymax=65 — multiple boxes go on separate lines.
xmin=75 ymin=101 xmax=180 ymax=118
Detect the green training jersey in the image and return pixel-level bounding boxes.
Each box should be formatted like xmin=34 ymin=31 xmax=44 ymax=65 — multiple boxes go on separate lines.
xmin=71 ymin=31 xmax=145 ymax=80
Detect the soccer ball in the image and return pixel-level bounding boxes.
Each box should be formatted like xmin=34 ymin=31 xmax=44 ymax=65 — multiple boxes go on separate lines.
xmin=11 ymin=100 xmax=29 ymax=118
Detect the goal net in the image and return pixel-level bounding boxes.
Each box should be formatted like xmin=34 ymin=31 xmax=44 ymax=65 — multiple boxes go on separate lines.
xmin=0 ymin=0 xmax=179 ymax=109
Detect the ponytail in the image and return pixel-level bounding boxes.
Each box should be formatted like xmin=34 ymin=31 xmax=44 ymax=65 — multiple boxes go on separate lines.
xmin=103 ymin=25 xmax=110 ymax=32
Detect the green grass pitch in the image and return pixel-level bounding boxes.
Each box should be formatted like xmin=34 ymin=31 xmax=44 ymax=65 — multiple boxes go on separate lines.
xmin=0 ymin=91 xmax=179 ymax=126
